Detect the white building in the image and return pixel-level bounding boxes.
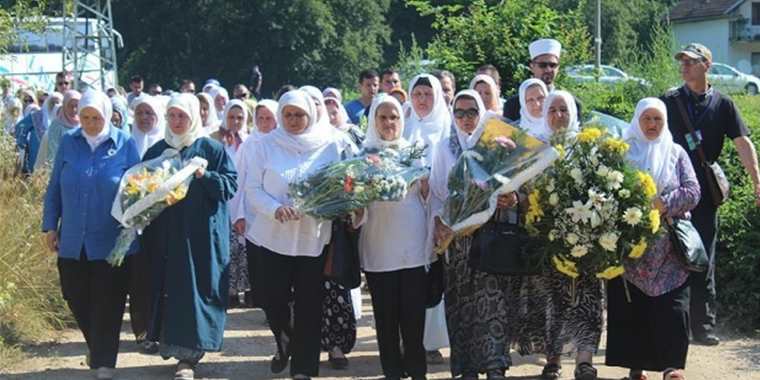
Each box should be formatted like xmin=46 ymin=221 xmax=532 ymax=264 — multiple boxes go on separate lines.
xmin=670 ymin=0 xmax=760 ymax=75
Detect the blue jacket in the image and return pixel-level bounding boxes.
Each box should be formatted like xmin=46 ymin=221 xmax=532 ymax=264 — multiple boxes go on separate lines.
xmin=42 ymin=127 xmax=140 ymax=260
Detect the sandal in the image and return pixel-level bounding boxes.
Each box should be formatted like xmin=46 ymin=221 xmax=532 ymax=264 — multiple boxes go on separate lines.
xmin=663 ymin=368 xmax=685 ymax=380
xmin=574 ymin=362 xmax=598 ymax=380
xmin=542 ymin=363 xmax=562 ymax=380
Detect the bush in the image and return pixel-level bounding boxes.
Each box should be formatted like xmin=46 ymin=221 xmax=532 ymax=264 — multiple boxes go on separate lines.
xmin=715 ymin=95 xmax=760 ymax=333
xmin=0 ymin=134 xmax=70 ymax=369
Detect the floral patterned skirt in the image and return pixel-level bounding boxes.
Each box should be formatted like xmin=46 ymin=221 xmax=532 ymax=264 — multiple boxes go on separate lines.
xmin=320 ymin=280 xmax=357 ymax=353
xmin=228 ymin=229 xmax=249 ymax=296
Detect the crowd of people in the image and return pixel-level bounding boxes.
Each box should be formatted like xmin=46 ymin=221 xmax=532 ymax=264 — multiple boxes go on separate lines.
xmin=2 ymin=38 xmax=759 ymax=380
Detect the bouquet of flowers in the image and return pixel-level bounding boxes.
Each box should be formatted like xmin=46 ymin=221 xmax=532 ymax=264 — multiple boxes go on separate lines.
xmin=436 ymin=118 xmax=559 ymax=252
xmin=525 ymin=126 xmax=662 ymax=280
xmin=289 ymin=144 xmax=428 ymax=220
xmin=107 ymin=149 xmax=208 ymax=266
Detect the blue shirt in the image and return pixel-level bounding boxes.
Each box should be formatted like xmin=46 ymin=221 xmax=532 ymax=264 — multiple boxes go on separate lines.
xmin=42 ymin=127 xmax=141 ymax=260
xmin=14 ymin=113 xmax=41 ymax=174
xmin=345 ymin=99 xmax=367 ymax=125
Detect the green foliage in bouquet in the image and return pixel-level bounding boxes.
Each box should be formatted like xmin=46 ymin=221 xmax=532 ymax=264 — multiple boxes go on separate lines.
xmin=290 ymin=144 xmax=428 ymax=220
xmin=525 ymin=126 xmax=662 ymax=280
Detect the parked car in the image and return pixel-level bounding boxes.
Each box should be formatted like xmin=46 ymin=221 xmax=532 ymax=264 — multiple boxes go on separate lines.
xmin=708 ymin=62 xmax=760 ymax=95
xmin=565 ymin=64 xmax=649 ymax=86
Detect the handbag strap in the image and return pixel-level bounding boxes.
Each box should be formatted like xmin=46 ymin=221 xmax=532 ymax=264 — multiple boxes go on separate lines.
xmin=673 ymin=94 xmax=710 ymax=168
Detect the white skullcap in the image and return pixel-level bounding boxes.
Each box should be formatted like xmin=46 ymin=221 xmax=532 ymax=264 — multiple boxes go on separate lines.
xmin=529 ymin=38 xmax=562 ymax=60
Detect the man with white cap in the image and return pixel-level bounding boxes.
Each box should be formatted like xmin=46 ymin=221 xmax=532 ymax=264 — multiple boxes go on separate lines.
xmin=661 ymin=42 xmax=760 ymax=347
xmin=503 ymin=38 xmax=581 ymax=122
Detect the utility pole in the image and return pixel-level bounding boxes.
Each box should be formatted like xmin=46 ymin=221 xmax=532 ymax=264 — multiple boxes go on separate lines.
xmin=595 ymin=0 xmax=602 ymax=70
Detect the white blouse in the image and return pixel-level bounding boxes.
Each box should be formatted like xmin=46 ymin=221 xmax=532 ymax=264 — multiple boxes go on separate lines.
xmin=246 ymin=135 xmax=344 ymax=257
xmin=359 ymin=182 xmax=431 ymax=272
xmin=229 ymin=136 xmax=255 ymax=240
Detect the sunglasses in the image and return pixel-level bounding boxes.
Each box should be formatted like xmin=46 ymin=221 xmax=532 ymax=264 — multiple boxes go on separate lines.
xmin=453 ymin=108 xmax=479 ymax=119
xmin=533 ymin=61 xmax=559 ymax=69
xmin=57 ymin=81 xmax=70 ymax=86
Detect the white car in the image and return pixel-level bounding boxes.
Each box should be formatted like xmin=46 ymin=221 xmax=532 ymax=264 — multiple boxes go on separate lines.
xmin=708 ymin=62 xmax=760 ymax=95
xmin=565 ymin=65 xmax=649 ymax=87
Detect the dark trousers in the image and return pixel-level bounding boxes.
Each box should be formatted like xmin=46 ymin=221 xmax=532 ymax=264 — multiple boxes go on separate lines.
xmin=128 ymin=250 xmax=152 ymax=342
xmin=606 ymin=278 xmax=690 ymax=371
xmin=245 ymin=240 xmax=262 ymax=307
xmin=689 ymin=202 xmax=718 ymax=336
xmin=57 ymin=251 xmax=130 ymax=369
xmin=256 ymin=247 xmax=326 ymax=377
xmin=365 ymin=266 xmax=428 ymax=378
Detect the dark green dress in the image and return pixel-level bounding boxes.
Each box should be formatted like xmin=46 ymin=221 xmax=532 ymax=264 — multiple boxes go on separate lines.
xmin=141 ymin=137 xmax=238 ymax=353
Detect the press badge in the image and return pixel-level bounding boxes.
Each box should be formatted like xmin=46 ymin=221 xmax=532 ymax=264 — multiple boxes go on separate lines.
xmin=685 ymin=130 xmax=703 ymax=151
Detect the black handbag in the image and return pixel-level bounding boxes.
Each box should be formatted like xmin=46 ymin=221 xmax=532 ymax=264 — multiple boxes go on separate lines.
xmin=323 ymin=218 xmax=362 ymax=289
xmin=425 ymin=259 xmax=444 ymax=308
xmin=668 ymin=218 xmax=708 ymax=272
xmin=468 ymin=209 xmax=540 ymax=275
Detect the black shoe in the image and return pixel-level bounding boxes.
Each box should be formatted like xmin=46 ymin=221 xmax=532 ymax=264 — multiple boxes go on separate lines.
xmin=270 ymin=352 xmax=289 ymax=374
xmin=328 ymin=354 xmax=349 ymax=370
xmin=693 ymin=333 xmax=720 ymax=346
xmin=487 ymin=368 xmax=507 ymax=380
xmin=542 ymin=363 xmax=562 ymax=380
xmin=574 ymin=362 xmax=598 ymax=380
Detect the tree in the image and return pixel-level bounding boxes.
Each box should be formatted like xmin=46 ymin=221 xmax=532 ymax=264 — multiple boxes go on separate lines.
xmin=409 ymin=0 xmax=592 ymax=93
xmin=112 ymin=0 xmax=391 ymax=97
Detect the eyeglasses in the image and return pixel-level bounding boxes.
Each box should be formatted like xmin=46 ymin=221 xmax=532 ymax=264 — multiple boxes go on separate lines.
xmin=453 ymin=108 xmax=479 ymax=119
xmin=283 ymin=111 xmax=307 ymax=120
xmin=533 ymin=61 xmax=559 ymax=69
xmin=57 ymin=81 xmax=70 ymax=86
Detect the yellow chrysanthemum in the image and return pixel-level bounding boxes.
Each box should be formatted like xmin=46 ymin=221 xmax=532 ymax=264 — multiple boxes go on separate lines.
xmin=628 ymin=238 xmax=648 ymax=259
xmin=577 ymin=127 xmax=603 ymax=143
xmin=649 ymin=209 xmax=661 ymax=233
xmin=637 ymin=171 xmax=658 ymax=198
xmin=596 ymin=265 xmax=625 ymax=280
xmin=601 ymin=138 xmax=630 ymax=155
xmin=165 ymin=185 xmax=188 ymax=206
xmin=525 ymin=189 xmax=544 ymax=224
xmin=552 ymin=256 xmax=579 ymax=278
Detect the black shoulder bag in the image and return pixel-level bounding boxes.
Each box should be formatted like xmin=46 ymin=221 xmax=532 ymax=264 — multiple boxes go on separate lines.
xmin=667 ymin=217 xmax=708 ymax=272
xmin=673 ymin=94 xmax=730 ymax=206
xmin=468 ymin=207 xmax=540 ymax=275
xmin=323 ymin=218 xmax=361 ymax=289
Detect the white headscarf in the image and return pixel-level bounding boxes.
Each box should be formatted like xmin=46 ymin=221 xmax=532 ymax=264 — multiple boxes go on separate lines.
xmin=468 ymin=74 xmax=501 ymax=113
xmin=78 ymin=90 xmax=112 ymax=151
xmin=197 ymin=92 xmax=221 ymax=135
xmin=518 ymin=78 xmax=548 ymax=134
xmin=624 ymin=98 xmax=676 ymax=193
xmin=451 ymin=89 xmax=488 ymax=150
xmin=364 ymin=93 xmax=408 ymax=149
xmin=269 ymin=89 xmax=334 ymax=153
xmin=538 ymin=90 xmax=579 ymax=142
xmin=299 ymin=85 xmax=329 ymax=123
xmin=404 ymin=74 xmax=451 ymax=148
xmin=131 ymin=95 xmax=166 ymax=157
xmin=208 ymin=85 xmax=229 ymax=118
xmin=42 ymin=92 xmax=64 ymax=129
xmin=252 ymin=99 xmax=279 ymax=139
xmin=165 ymin=93 xmax=203 ymax=150
xmin=322 ymin=87 xmax=342 ymax=103
xmin=324 ymin=96 xmax=352 ymax=132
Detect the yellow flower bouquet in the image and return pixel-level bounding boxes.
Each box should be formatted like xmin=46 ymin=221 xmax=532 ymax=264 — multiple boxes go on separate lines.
xmin=107 ymin=149 xmax=208 ymax=266
xmin=525 ymin=126 xmax=662 ymax=280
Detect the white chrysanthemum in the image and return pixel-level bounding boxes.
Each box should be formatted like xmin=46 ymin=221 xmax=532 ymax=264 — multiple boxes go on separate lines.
xmin=570 ymin=245 xmax=588 ymax=258
xmin=623 ymin=207 xmax=643 ymax=226
xmin=606 ymin=170 xmax=625 ymax=190
xmin=566 ymin=233 xmax=580 ymax=245
xmin=546 ymin=180 xmax=555 ymax=192
xmin=570 ymin=168 xmax=584 ymax=184
xmin=618 ymin=189 xmax=631 ymax=199
xmin=599 ymin=232 xmax=619 ymax=252
xmin=549 ymin=193 xmax=559 ymax=206
xmin=596 ymin=165 xmax=610 ymax=177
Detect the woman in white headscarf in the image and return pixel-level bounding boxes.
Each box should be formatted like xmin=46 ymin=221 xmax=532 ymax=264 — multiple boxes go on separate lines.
xmin=211 ymin=99 xmax=251 ymax=307
xmin=130 ymin=95 xmax=166 ymax=158
xmin=605 ymin=98 xmax=699 ymax=380
xmin=537 ymin=90 xmax=580 ymax=143
xmin=34 ymin=90 xmax=82 ymax=169
xmin=42 ymin=89 xmax=139 ymax=380
xmin=208 ymin=85 xmax=229 ymax=120
xmin=247 ymin=89 xmax=347 ymax=380
xmin=404 ymin=74 xmax=451 ymax=166
xmin=469 ymin=74 xmax=502 ymax=115
xmin=41 ymin=91 xmax=64 ymax=129
xmin=232 ymin=99 xmax=278 ymax=307
xmin=428 ymin=90 xmax=523 ymax=380
xmin=197 ymin=92 xmax=221 ymax=136
xmin=19 ymin=92 xmax=62 ymax=172
xmin=140 ymin=93 xmax=237 ymax=380
xmin=325 ymin=93 xmax=365 ymax=147
xmin=359 ymin=93 xmax=431 ymax=380
xmin=3 ymin=97 xmax=23 ymax=135
xmin=517 ymin=79 xmax=548 ymax=133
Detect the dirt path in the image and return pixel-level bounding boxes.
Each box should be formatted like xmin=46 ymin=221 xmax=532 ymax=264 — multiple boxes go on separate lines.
xmin=2 ymin=295 xmax=759 ymax=380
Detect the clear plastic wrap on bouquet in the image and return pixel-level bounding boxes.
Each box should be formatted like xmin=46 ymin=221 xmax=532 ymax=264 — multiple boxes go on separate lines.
xmin=437 ymin=118 xmax=558 ymax=251
xmin=107 ymin=149 xmax=208 ymax=266
xmin=289 ymin=144 xmax=429 ymax=220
